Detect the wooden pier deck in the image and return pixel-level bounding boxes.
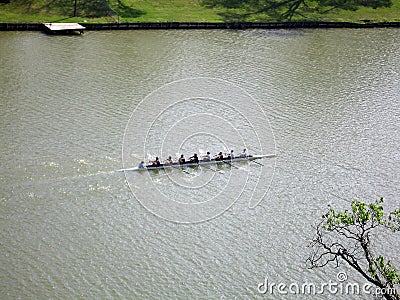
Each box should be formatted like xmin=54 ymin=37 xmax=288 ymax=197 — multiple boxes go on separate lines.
xmin=43 ymin=23 xmax=85 ymax=34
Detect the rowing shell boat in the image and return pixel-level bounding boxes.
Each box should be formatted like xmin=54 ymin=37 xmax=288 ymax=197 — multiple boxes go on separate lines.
xmin=116 ymin=154 xmax=276 ymax=172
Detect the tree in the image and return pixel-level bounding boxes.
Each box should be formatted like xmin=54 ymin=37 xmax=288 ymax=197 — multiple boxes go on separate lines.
xmin=202 ymin=0 xmax=393 ymax=21
xmin=307 ymin=198 xmax=400 ymax=300
xmin=73 ymin=0 xmax=77 ymax=17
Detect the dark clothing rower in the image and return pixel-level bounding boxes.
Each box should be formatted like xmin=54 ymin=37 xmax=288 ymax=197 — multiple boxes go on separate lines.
xmin=215 ymin=152 xmax=224 ymax=161
xmin=152 ymin=157 xmax=161 ymax=167
xmin=189 ymin=153 xmax=199 ymax=164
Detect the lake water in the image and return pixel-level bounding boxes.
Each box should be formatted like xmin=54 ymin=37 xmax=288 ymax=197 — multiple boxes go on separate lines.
xmin=1 ymin=28 xmax=399 ymax=299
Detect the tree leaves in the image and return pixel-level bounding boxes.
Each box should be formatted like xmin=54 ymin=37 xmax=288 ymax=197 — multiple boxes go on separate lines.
xmin=308 ymin=198 xmax=400 ymax=300
xmin=372 ymin=256 xmax=400 ymax=285
xmin=388 ymin=209 xmax=400 ymax=232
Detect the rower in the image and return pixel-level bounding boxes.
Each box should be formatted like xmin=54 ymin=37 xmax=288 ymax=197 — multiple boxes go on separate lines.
xmin=189 ymin=153 xmax=199 ymax=163
xmin=164 ymin=156 xmax=173 ymax=165
xmin=138 ymin=161 xmax=144 ymax=169
xmin=151 ymin=157 xmax=161 ymax=167
xmin=215 ymin=152 xmax=224 ymax=161
xmin=178 ymin=154 xmax=186 ymax=165
xmin=229 ymin=150 xmax=235 ymax=159
xmin=240 ymin=148 xmax=248 ymax=157
xmin=203 ymin=151 xmax=211 ymax=161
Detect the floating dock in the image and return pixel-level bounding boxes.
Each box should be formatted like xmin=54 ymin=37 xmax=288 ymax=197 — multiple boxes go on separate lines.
xmin=43 ymin=23 xmax=85 ymax=34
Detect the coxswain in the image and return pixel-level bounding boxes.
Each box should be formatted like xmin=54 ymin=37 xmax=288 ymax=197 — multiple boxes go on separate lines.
xmin=215 ymin=152 xmax=224 ymax=161
xmin=138 ymin=161 xmax=144 ymax=169
xmin=240 ymin=149 xmax=248 ymax=157
xmin=203 ymin=151 xmax=211 ymax=161
xmin=178 ymin=154 xmax=186 ymax=165
xmin=189 ymin=153 xmax=199 ymax=163
xmin=152 ymin=157 xmax=161 ymax=167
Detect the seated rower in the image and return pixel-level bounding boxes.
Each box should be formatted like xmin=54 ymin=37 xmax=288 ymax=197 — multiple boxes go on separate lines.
xmin=151 ymin=157 xmax=161 ymax=167
xmin=240 ymin=148 xmax=248 ymax=157
xmin=164 ymin=156 xmax=173 ymax=165
xmin=229 ymin=150 xmax=235 ymax=159
xmin=178 ymin=154 xmax=186 ymax=165
xmin=215 ymin=152 xmax=224 ymax=161
xmin=202 ymin=151 xmax=211 ymax=161
xmin=189 ymin=153 xmax=199 ymax=164
xmin=138 ymin=161 xmax=145 ymax=169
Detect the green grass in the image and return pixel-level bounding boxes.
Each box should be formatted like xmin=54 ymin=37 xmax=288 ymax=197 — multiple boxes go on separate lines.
xmin=0 ymin=0 xmax=223 ymax=23
xmin=119 ymin=0 xmax=223 ymax=22
xmin=0 ymin=0 xmax=399 ymax=23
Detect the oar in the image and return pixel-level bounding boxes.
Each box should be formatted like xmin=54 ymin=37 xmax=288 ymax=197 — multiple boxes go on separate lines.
xmin=203 ymin=164 xmax=224 ymax=174
xmin=223 ymin=160 xmax=239 ymax=169
xmin=179 ymin=162 xmax=194 ymax=175
xmin=251 ymin=160 xmax=264 ymax=166
xmin=182 ymin=169 xmax=191 ymax=175
xmin=174 ymin=162 xmax=189 ymax=174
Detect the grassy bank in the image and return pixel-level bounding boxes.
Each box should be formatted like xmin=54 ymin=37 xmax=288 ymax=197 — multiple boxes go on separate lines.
xmin=0 ymin=0 xmax=399 ymax=23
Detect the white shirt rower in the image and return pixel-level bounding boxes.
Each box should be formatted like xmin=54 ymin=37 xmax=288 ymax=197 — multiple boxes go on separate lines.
xmin=138 ymin=161 xmax=144 ymax=168
xmin=203 ymin=152 xmax=211 ymax=161
xmin=164 ymin=156 xmax=173 ymax=165
xmin=230 ymin=150 xmax=235 ymax=159
xmin=240 ymin=149 xmax=248 ymax=157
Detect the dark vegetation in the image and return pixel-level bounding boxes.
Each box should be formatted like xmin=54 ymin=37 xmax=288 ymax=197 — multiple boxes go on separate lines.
xmin=203 ymin=0 xmax=393 ymax=21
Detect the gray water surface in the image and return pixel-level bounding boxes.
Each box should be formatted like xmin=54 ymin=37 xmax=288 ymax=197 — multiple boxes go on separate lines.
xmin=1 ymin=29 xmax=399 ymax=299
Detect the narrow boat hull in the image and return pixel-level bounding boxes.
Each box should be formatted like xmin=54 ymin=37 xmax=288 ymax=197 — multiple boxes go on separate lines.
xmin=116 ymin=154 xmax=276 ymax=172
